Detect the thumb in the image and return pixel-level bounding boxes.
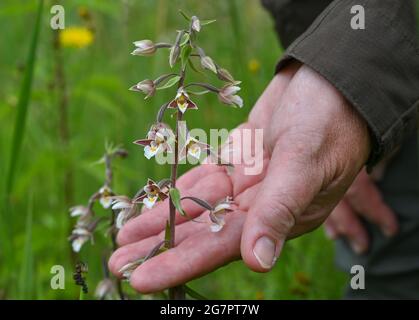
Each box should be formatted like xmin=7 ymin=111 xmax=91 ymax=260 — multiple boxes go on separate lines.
xmin=240 ymin=143 xmax=322 ymax=272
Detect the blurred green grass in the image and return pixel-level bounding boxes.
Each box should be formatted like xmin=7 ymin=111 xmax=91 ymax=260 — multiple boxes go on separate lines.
xmin=0 ymin=0 xmax=347 ymax=299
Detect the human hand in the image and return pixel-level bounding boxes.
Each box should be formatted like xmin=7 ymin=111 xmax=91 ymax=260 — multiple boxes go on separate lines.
xmin=324 ymin=168 xmax=398 ymax=254
xmin=109 ymin=64 xmax=371 ymax=293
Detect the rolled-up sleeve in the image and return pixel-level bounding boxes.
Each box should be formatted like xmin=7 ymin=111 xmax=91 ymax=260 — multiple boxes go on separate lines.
xmin=269 ymin=0 xmax=419 ymax=167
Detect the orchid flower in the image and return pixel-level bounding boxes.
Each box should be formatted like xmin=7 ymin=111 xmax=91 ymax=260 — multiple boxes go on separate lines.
xmin=168 ymin=88 xmax=198 ymax=113
xmin=209 ymin=197 xmax=234 ymax=232
xmin=218 ymin=84 xmax=243 ymax=108
xmin=134 ymin=179 xmax=169 ymax=209
xmin=131 ymin=40 xmax=156 ymax=56
xmin=69 ymin=205 xmax=89 ymax=217
xmin=133 ymin=123 xmax=174 ymax=159
xmin=95 ymin=278 xmax=117 ymax=300
xmin=99 ymin=185 xmax=114 ymax=209
xmin=111 ymin=196 xmax=138 ymax=229
xmin=179 ymin=133 xmax=210 ymax=161
xmin=129 ymin=79 xmax=156 ymax=99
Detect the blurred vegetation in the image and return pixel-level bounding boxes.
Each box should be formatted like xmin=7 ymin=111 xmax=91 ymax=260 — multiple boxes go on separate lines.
xmin=0 ymin=0 xmax=348 ymax=299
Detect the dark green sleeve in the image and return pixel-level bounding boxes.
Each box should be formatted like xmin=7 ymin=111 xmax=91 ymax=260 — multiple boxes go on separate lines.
xmin=263 ymin=0 xmax=419 ymax=167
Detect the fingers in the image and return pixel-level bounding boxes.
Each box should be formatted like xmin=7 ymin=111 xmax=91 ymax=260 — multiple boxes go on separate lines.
xmin=346 ymin=169 xmax=398 ymax=237
xmin=117 ymin=168 xmax=232 ymax=246
xmin=240 ymin=142 xmax=322 ymax=272
xmin=113 ymin=211 xmax=245 ymax=293
xmin=326 ymin=200 xmax=369 ymax=254
xmin=324 ymin=217 xmax=338 ymax=240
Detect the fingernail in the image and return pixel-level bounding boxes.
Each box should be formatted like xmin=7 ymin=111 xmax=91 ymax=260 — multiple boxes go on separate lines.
xmin=382 ymin=225 xmax=396 ymax=237
xmin=253 ymin=236 xmax=277 ymax=269
xmin=325 ymin=226 xmax=337 ymax=240
xmin=350 ymin=240 xmax=365 ymax=255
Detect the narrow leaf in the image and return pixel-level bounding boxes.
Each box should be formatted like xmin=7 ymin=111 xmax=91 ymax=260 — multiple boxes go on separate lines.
xmin=185 ymin=285 xmax=208 ymax=300
xmin=178 ymin=9 xmax=191 ymax=21
xmin=181 ymin=196 xmax=213 ymax=211
xmin=179 ymin=33 xmax=190 ymax=47
xmin=143 ymin=240 xmax=166 ymax=262
xmin=180 ymin=45 xmax=192 ymax=68
xmin=201 ymin=19 xmax=216 ymax=26
xmin=158 ymin=178 xmax=172 ymax=189
xmin=169 ymin=188 xmax=186 ymax=216
xmin=187 ymin=90 xmax=210 ymax=96
xmin=188 ymin=58 xmax=204 ymax=75
xmin=18 ymin=192 xmax=34 ymax=299
xmin=6 ymin=0 xmax=43 ymax=196
xmin=157 ymin=102 xmax=169 ymax=122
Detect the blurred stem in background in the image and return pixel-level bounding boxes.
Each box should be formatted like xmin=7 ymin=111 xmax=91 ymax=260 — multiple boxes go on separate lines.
xmin=104 ymin=152 xmax=125 ymax=300
xmin=52 ymin=28 xmax=77 ymax=264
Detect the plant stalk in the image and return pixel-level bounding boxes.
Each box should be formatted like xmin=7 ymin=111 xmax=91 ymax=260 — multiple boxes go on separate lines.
xmin=105 ymin=153 xmax=125 ymax=300
xmin=168 ymin=66 xmax=186 ymax=300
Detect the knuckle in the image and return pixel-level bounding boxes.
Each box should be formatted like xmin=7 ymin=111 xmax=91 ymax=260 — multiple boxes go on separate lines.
xmin=260 ymin=197 xmax=297 ymax=236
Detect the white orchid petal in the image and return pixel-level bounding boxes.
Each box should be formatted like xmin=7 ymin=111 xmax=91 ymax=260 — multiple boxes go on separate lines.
xmin=100 ymin=196 xmax=113 ymax=209
xmin=232 ymin=95 xmax=243 ymax=108
xmin=72 ymin=237 xmax=88 ymax=252
xmin=116 ymin=211 xmax=126 ymax=229
xmin=70 ymin=206 xmax=87 ymax=217
xmin=224 ymin=85 xmax=240 ymax=96
xmin=210 ymin=223 xmax=224 ymax=233
xmin=112 ymin=201 xmax=131 ymax=210
xmin=144 ymin=144 xmax=161 ymax=159
xmin=178 ymin=102 xmax=188 ymax=113
xmin=143 ymin=196 xmax=157 ymax=209
xmin=214 ymin=203 xmax=231 ymax=213
xmin=188 ymin=145 xmax=201 ymax=159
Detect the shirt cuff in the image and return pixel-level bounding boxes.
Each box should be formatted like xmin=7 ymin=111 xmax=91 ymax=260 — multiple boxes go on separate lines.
xmin=275 ymin=0 xmax=419 ymax=168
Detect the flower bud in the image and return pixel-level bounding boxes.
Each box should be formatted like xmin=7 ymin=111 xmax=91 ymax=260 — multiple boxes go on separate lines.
xmin=129 ymin=79 xmax=156 ymax=99
xmin=169 ymin=44 xmax=180 ymax=68
xmin=131 ymin=40 xmax=156 ymax=56
xmin=191 ymin=16 xmax=201 ymax=32
xmin=218 ymin=84 xmax=243 ymax=108
xmin=200 ymin=55 xmax=217 ymax=73
xmin=217 ymin=68 xmax=236 ymax=83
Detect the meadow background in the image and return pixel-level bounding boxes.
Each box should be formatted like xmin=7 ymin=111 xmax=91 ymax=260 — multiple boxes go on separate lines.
xmin=0 ymin=0 xmax=349 ymax=299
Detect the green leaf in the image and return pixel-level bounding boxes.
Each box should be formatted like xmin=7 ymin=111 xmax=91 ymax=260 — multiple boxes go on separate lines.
xmin=179 ymin=33 xmax=190 ymax=47
xmin=201 ymin=19 xmax=216 ymax=26
xmin=187 ymin=90 xmax=210 ymax=96
xmin=185 ymin=285 xmax=208 ymax=300
xmin=1 ymin=0 xmax=43 ymax=275
xmin=178 ymin=9 xmax=191 ymax=21
xmin=6 ymin=0 xmax=43 ymax=195
xmin=180 ymin=45 xmax=192 ymax=68
xmin=18 ymin=192 xmax=34 ymax=299
xmin=156 ymin=75 xmax=180 ymax=90
xmin=169 ymin=187 xmax=186 ymax=216
xmin=188 ymin=58 xmax=205 ymax=75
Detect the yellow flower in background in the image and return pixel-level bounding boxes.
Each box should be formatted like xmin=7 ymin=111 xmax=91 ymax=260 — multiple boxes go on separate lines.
xmin=248 ymin=58 xmax=261 ymax=73
xmin=59 ymin=27 xmax=94 ymax=48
